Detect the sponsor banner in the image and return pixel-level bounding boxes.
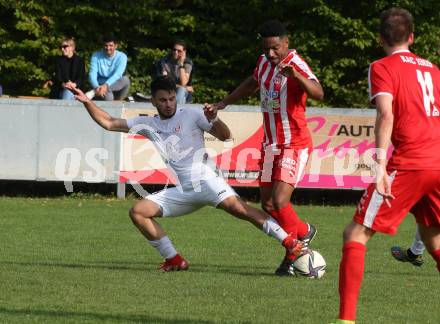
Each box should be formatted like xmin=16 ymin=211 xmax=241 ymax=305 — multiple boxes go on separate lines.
xmin=120 ymin=108 xmax=380 ymax=189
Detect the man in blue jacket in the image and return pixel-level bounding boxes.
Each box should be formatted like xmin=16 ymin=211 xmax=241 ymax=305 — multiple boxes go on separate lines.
xmin=86 ymin=34 xmax=130 ymax=101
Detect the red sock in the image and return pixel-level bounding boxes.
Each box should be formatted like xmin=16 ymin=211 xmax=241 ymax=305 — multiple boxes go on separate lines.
xmin=339 ymin=241 xmax=366 ymax=321
xmin=270 ymin=204 xmax=299 ymax=238
xmin=429 ymin=249 xmax=440 ymax=272
xmin=297 ymin=218 xmax=309 ymax=238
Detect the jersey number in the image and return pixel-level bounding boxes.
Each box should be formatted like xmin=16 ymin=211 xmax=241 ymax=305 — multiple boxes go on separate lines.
xmin=416 ymin=70 xmax=439 ymax=116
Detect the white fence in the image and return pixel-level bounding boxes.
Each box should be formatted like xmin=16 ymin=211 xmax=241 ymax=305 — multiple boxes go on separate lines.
xmin=0 ymin=98 xmax=375 ymax=198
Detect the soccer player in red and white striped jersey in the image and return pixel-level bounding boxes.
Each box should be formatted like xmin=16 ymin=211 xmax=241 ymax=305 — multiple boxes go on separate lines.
xmin=336 ymin=8 xmax=440 ymax=324
xmin=212 ymin=20 xmax=324 ymax=275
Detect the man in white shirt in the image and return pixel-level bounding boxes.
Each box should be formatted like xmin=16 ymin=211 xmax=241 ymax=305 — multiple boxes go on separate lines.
xmin=68 ymin=76 xmax=303 ymax=271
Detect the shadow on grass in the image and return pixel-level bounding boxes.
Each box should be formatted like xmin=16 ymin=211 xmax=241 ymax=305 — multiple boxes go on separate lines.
xmin=0 ymin=260 xmax=278 ymax=277
xmin=0 ymin=260 xmax=148 ymax=271
xmin=364 ymin=268 xmax=439 ymax=277
xmin=0 ymin=306 xmax=220 ymax=323
xmin=189 ymin=263 xmax=276 ymax=277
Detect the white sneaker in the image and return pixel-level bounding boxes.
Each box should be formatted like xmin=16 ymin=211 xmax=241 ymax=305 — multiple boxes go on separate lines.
xmin=85 ymin=90 xmax=95 ymax=99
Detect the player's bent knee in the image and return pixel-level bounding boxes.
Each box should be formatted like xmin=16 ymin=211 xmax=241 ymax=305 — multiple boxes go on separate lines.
xmin=342 ymin=221 xmax=374 ymax=244
xmin=128 ymin=207 xmax=144 ymax=224
xmin=271 ymin=196 xmax=290 ymax=210
xmin=129 ymin=200 xmax=161 ymax=223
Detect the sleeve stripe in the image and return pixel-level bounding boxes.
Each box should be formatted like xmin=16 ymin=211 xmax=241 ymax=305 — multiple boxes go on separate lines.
xmin=370 ymin=92 xmax=393 ymax=102
xmin=291 ymin=54 xmax=318 ymax=81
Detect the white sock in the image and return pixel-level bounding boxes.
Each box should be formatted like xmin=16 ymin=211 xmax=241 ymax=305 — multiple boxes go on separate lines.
xmin=148 ymin=236 xmax=177 ymax=259
xmin=262 ymin=217 xmax=288 ymax=243
xmin=410 ymin=225 xmax=425 ymax=255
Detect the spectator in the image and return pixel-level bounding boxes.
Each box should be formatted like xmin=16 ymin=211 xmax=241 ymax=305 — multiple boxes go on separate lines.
xmin=49 ymin=37 xmax=85 ymax=100
xmin=156 ymin=40 xmax=194 ymax=104
xmin=86 ymin=34 xmax=130 ymax=101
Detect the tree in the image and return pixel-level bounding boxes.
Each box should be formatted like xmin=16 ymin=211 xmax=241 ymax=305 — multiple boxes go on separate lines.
xmin=0 ymin=0 xmax=439 ymax=107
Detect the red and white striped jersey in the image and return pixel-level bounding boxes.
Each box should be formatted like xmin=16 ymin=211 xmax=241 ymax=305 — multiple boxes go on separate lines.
xmin=253 ymin=49 xmax=318 ymax=148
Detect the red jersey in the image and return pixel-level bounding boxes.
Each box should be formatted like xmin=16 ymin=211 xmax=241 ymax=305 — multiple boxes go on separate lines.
xmin=253 ymin=49 xmax=318 ymax=148
xmin=369 ymin=50 xmax=440 ymax=170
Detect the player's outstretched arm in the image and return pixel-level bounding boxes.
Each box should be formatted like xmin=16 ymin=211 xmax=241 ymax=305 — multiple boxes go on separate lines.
xmin=69 ymin=86 xmax=129 ymax=133
xmin=215 ymin=75 xmax=259 ymax=110
xmin=204 ymin=103 xmax=232 ymax=141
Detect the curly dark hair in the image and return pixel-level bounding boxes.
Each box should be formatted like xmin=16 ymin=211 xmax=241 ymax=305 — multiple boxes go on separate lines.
xmin=258 ymin=19 xmax=287 ymax=38
xmin=150 ymin=76 xmax=176 ymax=96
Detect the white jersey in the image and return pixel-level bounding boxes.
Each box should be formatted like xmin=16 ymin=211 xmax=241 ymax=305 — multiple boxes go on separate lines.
xmin=126 ymin=107 xmax=217 ymax=190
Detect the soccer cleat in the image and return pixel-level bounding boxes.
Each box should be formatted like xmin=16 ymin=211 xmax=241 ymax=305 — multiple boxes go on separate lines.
xmin=277 ymin=236 xmax=304 ymax=276
xmin=391 ymin=246 xmax=424 ymax=267
xmin=158 ymin=254 xmax=189 ymax=272
xmin=274 ymin=257 xmax=296 ymax=276
xmin=299 ymin=223 xmax=317 ymax=249
xmin=330 ymin=320 xmax=355 ymax=324
xmin=282 ymin=235 xmax=304 ymax=257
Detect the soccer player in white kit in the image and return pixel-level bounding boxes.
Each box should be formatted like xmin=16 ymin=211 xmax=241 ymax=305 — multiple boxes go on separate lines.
xmin=68 ymin=76 xmax=302 ymax=271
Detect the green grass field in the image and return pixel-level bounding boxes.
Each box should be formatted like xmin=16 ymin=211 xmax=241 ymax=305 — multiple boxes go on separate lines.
xmin=0 ymin=196 xmax=439 ymax=324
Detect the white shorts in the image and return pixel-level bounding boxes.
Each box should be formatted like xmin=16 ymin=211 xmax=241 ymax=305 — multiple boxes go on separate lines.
xmin=146 ymin=176 xmax=237 ymax=217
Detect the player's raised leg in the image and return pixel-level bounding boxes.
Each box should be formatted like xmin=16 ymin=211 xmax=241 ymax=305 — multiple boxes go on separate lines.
xmin=261 ymin=182 xmax=315 ymax=275
xmin=391 ymin=224 xmax=425 ymax=266
xmin=262 ymin=181 xmax=311 ymax=239
xmin=410 ymin=225 xmax=426 ymax=256
xmin=259 ymin=148 xmax=311 ymax=240
xmin=217 ymin=196 xmax=303 ymax=257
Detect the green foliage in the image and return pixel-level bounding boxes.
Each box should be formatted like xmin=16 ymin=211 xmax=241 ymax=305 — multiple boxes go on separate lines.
xmin=0 ymin=1 xmax=439 ymax=106
xmin=192 ymin=81 xmax=229 ymax=104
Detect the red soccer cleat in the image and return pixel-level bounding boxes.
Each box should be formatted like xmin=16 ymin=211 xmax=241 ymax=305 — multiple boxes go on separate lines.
xmin=282 ymin=235 xmax=304 ymax=258
xmin=276 ymin=236 xmax=305 ymax=276
xmin=158 ymin=254 xmax=189 ymax=272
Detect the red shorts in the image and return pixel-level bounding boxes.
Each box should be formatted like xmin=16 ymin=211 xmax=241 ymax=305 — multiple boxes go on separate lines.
xmin=354 ymin=170 xmax=440 ymax=234
xmin=258 ymin=146 xmax=311 ymax=187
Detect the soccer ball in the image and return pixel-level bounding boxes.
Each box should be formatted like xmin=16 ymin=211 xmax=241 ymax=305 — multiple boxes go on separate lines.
xmin=293 ymin=249 xmax=326 ymax=279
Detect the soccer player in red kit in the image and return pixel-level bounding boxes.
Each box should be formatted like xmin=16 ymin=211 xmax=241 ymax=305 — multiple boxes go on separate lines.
xmin=336 ymin=8 xmax=440 ymax=324
xmin=211 ymin=19 xmax=324 ymax=275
